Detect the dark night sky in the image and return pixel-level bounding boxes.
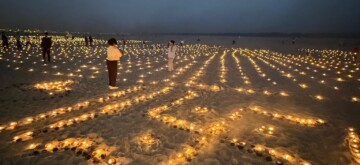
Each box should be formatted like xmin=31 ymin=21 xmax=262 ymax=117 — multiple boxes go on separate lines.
xmin=0 ymin=0 xmax=359 ymax=33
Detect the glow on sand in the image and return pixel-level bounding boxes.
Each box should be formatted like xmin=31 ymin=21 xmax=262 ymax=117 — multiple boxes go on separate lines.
xmin=0 ymin=34 xmax=359 ymax=165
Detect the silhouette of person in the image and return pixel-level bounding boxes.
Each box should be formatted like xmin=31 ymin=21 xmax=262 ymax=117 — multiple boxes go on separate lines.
xmin=84 ymin=36 xmax=89 ymax=46
xmin=15 ymin=32 xmax=22 ymax=50
xmin=122 ymin=39 xmax=127 ymax=49
xmin=41 ymin=32 xmax=52 ymax=62
xmin=1 ymin=32 xmax=9 ymax=50
xmin=89 ymin=36 xmax=93 ymax=46
xmin=25 ymin=34 xmax=31 ymax=48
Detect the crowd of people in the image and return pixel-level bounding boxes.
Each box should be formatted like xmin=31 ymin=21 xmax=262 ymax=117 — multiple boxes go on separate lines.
xmin=2 ymin=32 xmax=44 ymax=51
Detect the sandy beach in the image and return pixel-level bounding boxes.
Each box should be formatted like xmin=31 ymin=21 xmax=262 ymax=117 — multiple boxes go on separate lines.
xmin=0 ymin=36 xmax=359 ymax=165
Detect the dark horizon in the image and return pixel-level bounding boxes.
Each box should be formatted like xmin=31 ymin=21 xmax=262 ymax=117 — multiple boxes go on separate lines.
xmin=1 ymin=28 xmax=360 ymax=39
xmin=1 ymin=0 xmax=360 ymax=34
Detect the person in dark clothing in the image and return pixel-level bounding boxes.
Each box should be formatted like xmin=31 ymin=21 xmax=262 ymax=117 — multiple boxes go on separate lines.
xmin=15 ymin=32 xmax=22 ymax=50
xmin=84 ymin=36 xmax=89 ymax=46
xmin=41 ymin=32 xmax=52 ymax=62
xmin=122 ymin=39 xmax=127 ymax=48
xmin=25 ymin=34 xmax=31 ymax=48
xmin=232 ymin=40 xmax=236 ymax=45
xmin=89 ymin=36 xmax=93 ymax=46
xmin=1 ymin=32 xmax=9 ymax=50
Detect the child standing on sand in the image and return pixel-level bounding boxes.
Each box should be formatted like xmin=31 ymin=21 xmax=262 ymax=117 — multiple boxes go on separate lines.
xmin=106 ymin=38 xmax=122 ymax=89
xmin=167 ymin=40 xmax=177 ymax=72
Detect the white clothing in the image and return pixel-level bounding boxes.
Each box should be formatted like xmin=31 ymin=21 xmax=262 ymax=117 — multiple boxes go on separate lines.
xmin=107 ymin=45 xmax=122 ymax=61
xmin=168 ymin=45 xmax=177 ymax=58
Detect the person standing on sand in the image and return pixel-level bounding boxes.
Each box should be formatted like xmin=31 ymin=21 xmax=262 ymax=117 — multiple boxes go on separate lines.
xmin=15 ymin=32 xmax=22 ymax=50
xmin=167 ymin=40 xmax=177 ymax=72
xmin=84 ymin=36 xmax=89 ymax=46
xmin=66 ymin=32 xmax=72 ymax=41
xmin=1 ymin=32 xmax=9 ymax=50
xmin=41 ymin=32 xmax=52 ymax=62
xmin=122 ymin=39 xmax=127 ymax=50
xmin=106 ymin=38 xmax=122 ymax=90
xmin=89 ymin=36 xmax=93 ymax=47
xmin=25 ymin=34 xmax=31 ymax=48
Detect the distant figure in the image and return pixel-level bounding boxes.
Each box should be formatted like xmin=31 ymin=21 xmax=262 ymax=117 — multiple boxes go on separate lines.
xmin=106 ymin=38 xmax=122 ymax=89
xmin=197 ymin=38 xmax=201 ymax=42
xmin=121 ymin=39 xmax=127 ymax=50
xmin=1 ymin=32 xmax=9 ymax=50
xmin=41 ymin=32 xmax=52 ymax=62
xmin=292 ymin=38 xmax=296 ymax=45
xmin=66 ymin=32 xmax=72 ymax=40
xmin=25 ymin=34 xmax=31 ymax=48
xmin=84 ymin=36 xmax=89 ymax=46
xmin=89 ymin=36 xmax=93 ymax=46
xmin=180 ymin=40 xmax=184 ymax=46
xmin=167 ymin=40 xmax=177 ymax=72
xmin=232 ymin=40 xmax=236 ymax=45
xmin=123 ymin=39 xmax=126 ymax=47
xmin=15 ymin=33 xmax=22 ymax=50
